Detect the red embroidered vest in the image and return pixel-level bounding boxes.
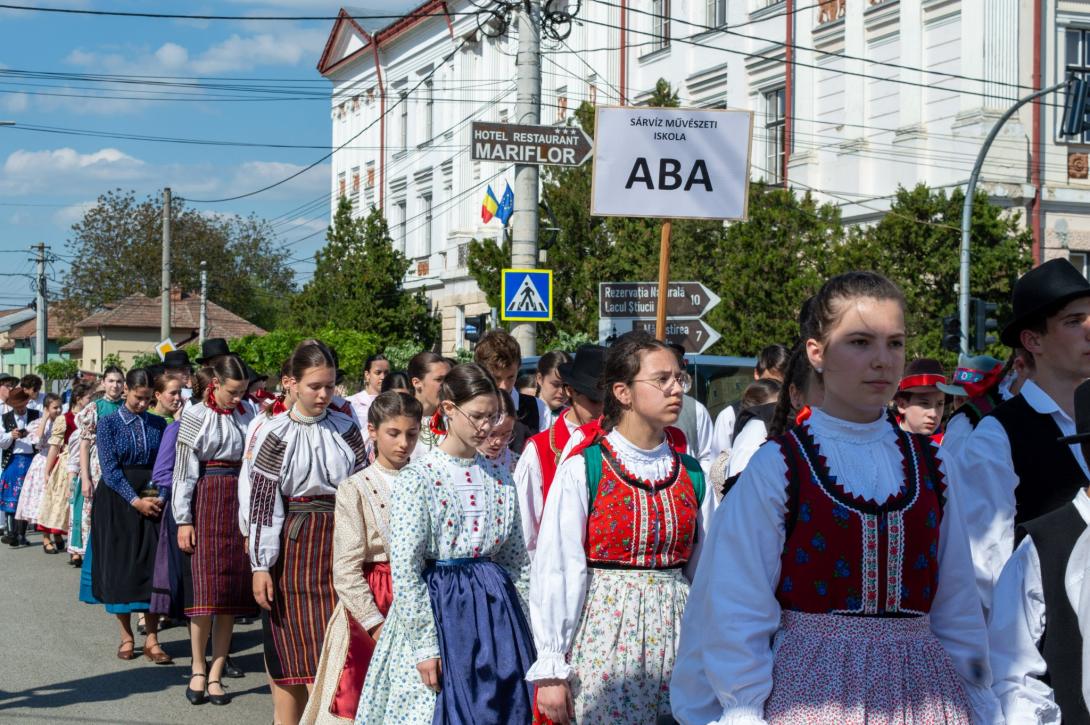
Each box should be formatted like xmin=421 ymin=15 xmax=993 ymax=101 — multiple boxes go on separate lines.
xmin=774 ymin=421 xmax=946 ymax=616
xmin=584 ymin=439 xmax=699 ymax=569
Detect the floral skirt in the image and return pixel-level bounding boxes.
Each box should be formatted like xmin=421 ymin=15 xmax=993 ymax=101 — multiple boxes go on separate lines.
xmin=36 ymin=460 xmax=73 ymax=534
xmin=765 ymin=611 xmax=972 ymax=725
xmin=14 ymin=453 xmax=48 ymax=523
xmin=0 ymin=453 xmax=34 ymax=514
xmin=565 ymin=567 xmax=688 ymax=725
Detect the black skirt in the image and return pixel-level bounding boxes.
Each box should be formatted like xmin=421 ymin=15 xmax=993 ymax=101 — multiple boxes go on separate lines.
xmin=90 ymin=466 xmax=160 ymax=605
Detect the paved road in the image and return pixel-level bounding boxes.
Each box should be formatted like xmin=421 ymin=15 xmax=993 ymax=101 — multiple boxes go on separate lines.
xmin=0 ymin=529 xmax=271 ymax=724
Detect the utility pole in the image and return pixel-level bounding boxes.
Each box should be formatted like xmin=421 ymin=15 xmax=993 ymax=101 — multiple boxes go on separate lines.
xmin=198 ymin=260 xmax=208 ymax=347
xmin=511 ymin=0 xmax=541 ymax=356
xmin=161 ymin=187 xmax=172 ymax=341
xmin=33 ymin=243 xmax=47 ymax=367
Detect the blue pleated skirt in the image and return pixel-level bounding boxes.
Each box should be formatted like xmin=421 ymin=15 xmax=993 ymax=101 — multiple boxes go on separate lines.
xmin=424 ymin=558 xmax=536 ymax=725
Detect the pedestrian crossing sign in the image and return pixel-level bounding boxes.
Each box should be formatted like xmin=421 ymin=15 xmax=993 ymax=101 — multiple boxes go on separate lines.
xmin=501 ymin=268 xmax=553 ymax=322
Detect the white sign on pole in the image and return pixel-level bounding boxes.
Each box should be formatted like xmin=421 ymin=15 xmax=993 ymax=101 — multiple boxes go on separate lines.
xmin=590 ymin=106 xmax=753 ymax=220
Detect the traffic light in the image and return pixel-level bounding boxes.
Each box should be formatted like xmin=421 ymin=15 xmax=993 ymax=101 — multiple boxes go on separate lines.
xmin=464 ymin=313 xmax=489 ymax=344
xmin=1062 ymin=74 xmax=1090 ymax=138
xmin=971 ymin=297 xmax=999 ymax=352
xmin=941 ymin=314 xmax=961 ymax=353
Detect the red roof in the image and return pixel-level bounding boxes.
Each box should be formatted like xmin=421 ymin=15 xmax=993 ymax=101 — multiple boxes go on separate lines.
xmin=317 ymin=2 xmax=451 ymax=76
xmin=6 ymin=306 xmax=78 ymax=342
xmin=74 ymin=292 xmax=266 ymax=340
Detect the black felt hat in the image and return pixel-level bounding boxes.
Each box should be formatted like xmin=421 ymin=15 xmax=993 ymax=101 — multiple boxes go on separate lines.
xmin=557 ymin=344 xmax=606 ymax=402
xmin=1001 ymin=258 xmax=1090 ymax=348
xmin=196 ymin=338 xmax=231 ymax=364
xmin=162 ymin=350 xmax=192 ymax=371
xmin=1060 ymin=379 xmax=1090 ymax=444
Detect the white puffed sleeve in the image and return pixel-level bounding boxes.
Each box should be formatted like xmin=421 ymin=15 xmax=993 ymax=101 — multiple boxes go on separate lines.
xmin=525 ymin=452 xmax=590 ymax=682
xmin=388 ymin=463 xmax=439 ymax=663
xmin=513 ymin=441 xmax=545 ymax=560
xmin=988 ymin=537 xmax=1059 ymax=723
xmin=247 ymin=422 xmax=287 ymax=572
xmin=671 ymin=442 xmax=789 ymax=725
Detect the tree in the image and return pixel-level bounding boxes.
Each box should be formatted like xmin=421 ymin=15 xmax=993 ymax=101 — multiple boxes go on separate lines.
xmin=131 ymin=352 xmax=161 ymax=370
xmin=288 ymin=199 xmax=439 ymax=347
xmin=63 ymin=189 xmax=294 ymax=330
xmin=37 ymin=358 xmax=78 ymax=383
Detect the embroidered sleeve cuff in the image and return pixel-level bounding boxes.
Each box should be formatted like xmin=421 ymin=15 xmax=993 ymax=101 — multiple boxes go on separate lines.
xmin=525 ymin=653 xmax=572 ymax=682
xmin=251 ymin=565 xmax=269 ymax=573
xmin=358 ymin=612 xmax=385 ymax=631
xmin=412 ymin=645 xmax=440 ymax=664
xmin=174 ymin=512 xmax=193 ymax=525
xmin=715 ymin=707 xmax=769 ymax=725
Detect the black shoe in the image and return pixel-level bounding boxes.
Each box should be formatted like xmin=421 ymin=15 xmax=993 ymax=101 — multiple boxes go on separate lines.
xmin=206 ymin=680 xmax=230 ymax=706
xmin=223 ymin=657 xmax=244 ymax=679
xmin=0 ymin=535 xmax=11 ymax=545
xmin=15 ymin=538 xmax=29 ymax=548
xmin=185 ymin=673 xmax=207 ymax=705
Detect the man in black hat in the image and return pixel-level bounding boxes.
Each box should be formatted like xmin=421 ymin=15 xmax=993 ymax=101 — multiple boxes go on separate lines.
xmin=988 ymin=378 xmax=1090 ymax=724
xmin=0 ymin=374 xmax=17 ymax=416
xmin=196 ymin=338 xmax=231 ymax=365
xmin=163 ymin=349 xmax=194 ymax=403
xmin=958 ymin=258 xmax=1090 ymax=612
xmin=514 ymin=344 xmax=606 ymax=559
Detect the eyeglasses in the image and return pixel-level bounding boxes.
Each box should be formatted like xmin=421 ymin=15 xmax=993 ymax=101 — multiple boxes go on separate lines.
xmin=633 ymin=371 xmax=692 ymax=394
xmin=451 ymin=403 xmax=504 ymax=431
xmin=485 ymin=430 xmax=515 ymax=446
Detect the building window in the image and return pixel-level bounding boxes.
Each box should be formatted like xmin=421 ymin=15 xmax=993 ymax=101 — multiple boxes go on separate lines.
xmin=764 ymin=87 xmax=786 ymax=184
xmin=651 ymin=0 xmax=670 ymax=52
xmin=424 ymin=79 xmax=435 ymax=143
xmin=337 ymin=171 xmax=346 ymax=200
xmin=421 ymin=193 xmax=433 ymax=257
xmin=399 ymin=90 xmax=409 ymax=151
xmin=1066 ymin=29 xmax=1090 ymax=143
xmin=350 ymin=166 xmax=360 ymax=210
xmin=588 ymin=74 xmax=598 ymax=105
xmin=364 ymin=161 xmax=375 ymax=209
xmin=1072 ymin=251 xmax=1090 ymax=279
xmin=706 ymin=0 xmax=726 ymax=27
xmin=556 ymin=86 xmax=568 ymax=121
xmin=394 ymin=200 xmax=407 ymax=253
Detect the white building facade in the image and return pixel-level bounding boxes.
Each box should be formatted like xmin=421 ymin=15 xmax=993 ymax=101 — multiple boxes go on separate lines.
xmin=319 ymin=0 xmax=1090 ymax=354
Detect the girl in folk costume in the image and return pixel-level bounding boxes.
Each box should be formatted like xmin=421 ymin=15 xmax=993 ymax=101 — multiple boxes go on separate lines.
xmin=515 ymin=344 xmax=606 ymax=559
xmin=302 ymin=391 xmax=422 ymax=724
xmin=87 ymin=367 xmax=172 ymax=665
xmin=37 ymin=383 xmax=93 ymax=559
xmin=671 ymin=272 xmax=1000 ymax=725
xmin=71 ymin=366 xmax=125 ymax=559
xmin=173 ymin=356 xmax=257 ymax=706
xmin=348 ymin=354 xmax=390 ymax=428
xmin=357 ymin=363 xmax=536 ymax=725
xmin=148 ymin=368 xmax=184 ymax=424
xmin=407 ymin=351 xmax=452 ymax=460
xmin=248 ymin=340 xmax=368 ymax=725
xmin=238 ymin=360 xmax=293 ymax=541
xmin=535 ymin=350 xmax=572 ymax=428
xmin=528 ymin=332 xmax=714 ymax=725
xmin=479 ymin=391 xmax=520 ymax=474
xmin=894 ymin=358 xmax=948 ymax=444
xmin=0 ymin=387 xmax=42 ymax=546
xmin=14 ymin=393 xmax=62 ymax=539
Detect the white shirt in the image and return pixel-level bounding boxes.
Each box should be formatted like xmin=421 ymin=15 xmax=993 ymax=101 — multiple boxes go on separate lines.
xmin=171 ymin=402 xmax=254 ymax=525
xmin=941 ymin=383 xmax=1014 ymax=464
xmin=347 ymin=390 xmax=377 ymax=429
xmin=725 ymin=417 xmax=767 ymax=480
xmin=513 ymin=413 xmax=580 ymax=560
xmin=712 ymin=404 xmax=737 ymax=460
xmin=670 ymin=408 xmax=1000 ymax=725
xmin=988 ymin=491 xmax=1090 ymax=724
xmin=511 ymin=388 xmax=549 ymax=434
xmin=957 ymin=380 xmax=1090 ymax=612
xmin=238 ymin=412 xmax=276 ymax=537
xmin=690 ymin=397 xmax=716 ymax=473
xmin=526 ymin=429 xmax=716 ymax=682
xmin=0 ymin=410 xmax=36 ymax=456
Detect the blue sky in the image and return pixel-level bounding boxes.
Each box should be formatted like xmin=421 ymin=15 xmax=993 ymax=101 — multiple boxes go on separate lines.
xmin=0 ymin=0 xmax=419 ymax=308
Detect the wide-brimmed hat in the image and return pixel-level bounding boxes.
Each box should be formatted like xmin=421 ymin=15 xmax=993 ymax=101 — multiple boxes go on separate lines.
xmin=1002 ymin=258 xmax=1090 ymax=348
xmin=898 ymin=358 xmax=947 ymax=394
xmin=163 ymin=349 xmax=192 ymax=371
xmin=1059 ymin=379 xmax=1090 ymax=444
xmin=0 ymin=374 xmax=17 ymax=387
xmin=6 ymin=387 xmax=29 ymax=407
xmin=196 ymin=338 xmax=231 ymax=364
xmin=936 ymin=354 xmax=1004 ymax=396
xmin=557 ymin=344 xmax=606 ymax=402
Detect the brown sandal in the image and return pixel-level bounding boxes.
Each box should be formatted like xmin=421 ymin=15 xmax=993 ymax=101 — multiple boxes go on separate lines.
xmin=116 ymin=639 xmax=136 ymax=660
xmin=143 ymin=641 xmax=173 ymax=665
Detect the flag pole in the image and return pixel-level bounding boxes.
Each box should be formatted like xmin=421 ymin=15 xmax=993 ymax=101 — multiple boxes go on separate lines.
xmin=656 ymin=220 xmax=672 ymax=341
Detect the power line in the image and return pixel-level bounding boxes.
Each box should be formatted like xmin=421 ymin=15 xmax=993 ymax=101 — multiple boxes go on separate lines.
xmin=0 ymin=3 xmax=474 ymax=21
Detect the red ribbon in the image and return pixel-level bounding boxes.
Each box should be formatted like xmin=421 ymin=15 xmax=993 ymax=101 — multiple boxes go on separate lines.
xmin=429 ymin=409 xmax=444 ymax=437
xmin=961 ymin=364 xmax=1004 ymax=399
xmin=898 ymin=373 xmax=946 ymax=392
xmin=270 ymin=395 xmax=288 ymax=416
xmin=795 ymin=406 xmax=813 ymax=427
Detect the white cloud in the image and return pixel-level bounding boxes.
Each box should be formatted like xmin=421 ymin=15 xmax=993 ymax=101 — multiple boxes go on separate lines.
xmin=0 ymin=147 xmax=147 ymax=196
xmin=0 ymin=92 xmax=29 ymax=113
xmin=154 ymin=42 xmax=190 ymax=69
xmin=52 ymin=200 xmax=96 ymax=227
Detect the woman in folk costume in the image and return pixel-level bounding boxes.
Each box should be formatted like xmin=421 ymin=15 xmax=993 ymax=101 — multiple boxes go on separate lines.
xmin=529 ymin=332 xmax=714 ymax=725
xmin=0 ymin=387 xmax=42 ymax=546
xmin=71 ymin=366 xmax=125 ymax=560
xmin=14 ymin=393 xmax=62 ymax=539
xmin=407 ymin=351 xmax=452 ymax=459
xmin=87 ymin=367 xmax=172 ymax=664
xmin=515 ymin=344 xmax=606 ymax=560
xmin=303 ymin=391 xmax=422 ymax=724
xmin=671 ymin=272 xmax=1000 ymax=725
xmin=357 ymin=363 xmax=535 ymax=725
xmin=37 ymin=383 xmax=93 ymax=559
xmin=347 ymin=353 xmax=390 ymax=428
xmin=248 ymin=340 xmax=368 ymax=725
xmin=479 ymin=391 xmax=520 ymax=474
xmin=173 ymin=355 xmax=257 ymax=706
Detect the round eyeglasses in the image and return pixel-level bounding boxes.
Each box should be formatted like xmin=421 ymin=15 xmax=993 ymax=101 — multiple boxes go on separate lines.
xmin=633 ymin=371 xmax=692 ymax=394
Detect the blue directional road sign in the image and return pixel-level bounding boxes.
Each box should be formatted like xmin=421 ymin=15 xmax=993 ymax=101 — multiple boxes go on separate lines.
xmin=501 ymin=268 xmax=553 ymax=322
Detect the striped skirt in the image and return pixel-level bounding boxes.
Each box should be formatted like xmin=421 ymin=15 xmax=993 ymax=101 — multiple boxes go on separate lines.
xmin=185 ymin=463 xmax=256 ymax=618
xmin=262 ymin=496 xmax=337 ymax=686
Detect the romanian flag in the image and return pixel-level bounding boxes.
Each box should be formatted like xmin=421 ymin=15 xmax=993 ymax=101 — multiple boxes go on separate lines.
xmin=481 ymin=185 xmax=500 ymax=223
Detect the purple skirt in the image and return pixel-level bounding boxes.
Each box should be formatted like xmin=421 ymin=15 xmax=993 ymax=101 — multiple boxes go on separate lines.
xmin=424 ymin=558 xmax=536 ymax=725
xmin=149 ymin=500 xmax=190 ymax=618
